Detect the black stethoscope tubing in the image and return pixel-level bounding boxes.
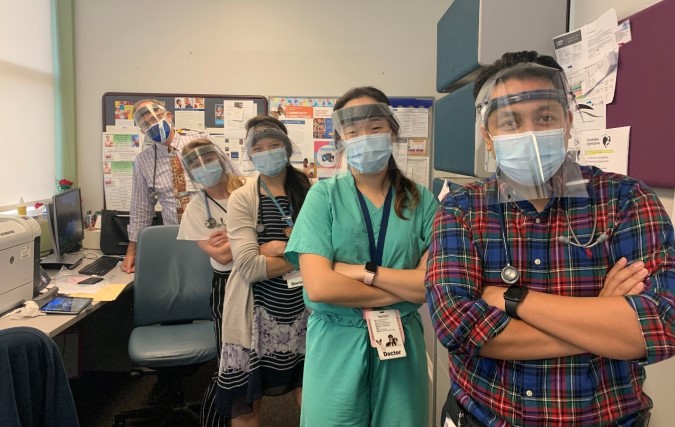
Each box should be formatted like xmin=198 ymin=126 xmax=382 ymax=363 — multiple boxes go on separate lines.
xmin=255 ymin=176 xmax=293 ymax=236
xmin=148 ymin=145 xmax=159 ymax=205
xmin=204 ymin=191 xmax=227 ymax=229
xmin=498 ymin=197 xmax=608 ymax=285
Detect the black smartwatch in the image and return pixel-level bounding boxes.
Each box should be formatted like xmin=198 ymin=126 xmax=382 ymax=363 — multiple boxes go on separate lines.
xmin=364 ymin=262 xmax=378 ymax=285
xmin=504 ymin=285 xmax=528 ymax=320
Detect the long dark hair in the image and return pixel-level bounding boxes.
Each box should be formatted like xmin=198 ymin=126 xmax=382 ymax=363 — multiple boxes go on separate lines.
xmin=334 ymin=86 xmax=420 ymax=220
xmin=245 ymin=115 xmax=311 ymax=221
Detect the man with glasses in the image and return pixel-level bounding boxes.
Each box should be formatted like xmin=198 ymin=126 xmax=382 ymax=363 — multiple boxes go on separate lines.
xmin=121 ymin=99 xmax=207 ymax=273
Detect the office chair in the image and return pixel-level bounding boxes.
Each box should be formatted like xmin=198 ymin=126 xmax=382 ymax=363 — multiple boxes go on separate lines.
xmin=113 ymin=225 xmax=217 ymax=427
xmin=0 ymin=326 xmax=80 ymax=427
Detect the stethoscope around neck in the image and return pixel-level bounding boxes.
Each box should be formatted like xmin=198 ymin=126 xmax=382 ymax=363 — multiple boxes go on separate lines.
xmin=147 ymin=145 xmax=159 ymax=205
xmin=203 ymin=191 xmax=227 ymax=229
xmin=497 ymin=200 xmax=609 ymax=285
xmin=255 ymin=176 xmax=293 ymax=236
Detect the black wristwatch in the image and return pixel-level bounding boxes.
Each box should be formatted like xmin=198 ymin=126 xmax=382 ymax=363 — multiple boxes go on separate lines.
xmin=504 ymin=285 xmax=528 ymax=320
xmin=364 ymin=262 xmax=378 ymax=285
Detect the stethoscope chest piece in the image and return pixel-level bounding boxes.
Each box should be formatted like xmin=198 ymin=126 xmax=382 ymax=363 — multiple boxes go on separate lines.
xmin=501 ymin=264 xmax=520 ymax=285
xmin=148 ymin=188 xmax=159 ymax=206
xmin=256 ymin=223 xmax=266 ymax=235
xmin=205 ymin=218 xmax=217 ymax=229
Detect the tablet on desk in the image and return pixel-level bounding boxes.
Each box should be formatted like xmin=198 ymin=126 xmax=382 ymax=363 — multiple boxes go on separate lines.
xmin=39 ymin=296 xmax=93 ymax=315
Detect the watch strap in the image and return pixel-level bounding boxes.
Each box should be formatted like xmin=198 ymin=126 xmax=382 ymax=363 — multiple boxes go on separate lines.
xmin=364 ymin=262 xmax=378 ymax=285
xmin=504 ymin=298 xmax=521 ymax=320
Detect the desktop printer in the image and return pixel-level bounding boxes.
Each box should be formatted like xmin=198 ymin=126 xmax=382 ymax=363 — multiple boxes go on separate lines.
xmin=0 ymin=214 xmax=41 ymax=314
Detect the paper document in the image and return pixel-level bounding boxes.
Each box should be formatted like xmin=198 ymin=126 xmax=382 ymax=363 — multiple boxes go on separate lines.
xmin=70 ymin=283 xmax=127 ymax=301
xmin=579 ymin=126 xmax=630 ymax=175
xmin=554 ymin=9 xmax=620 ymax=105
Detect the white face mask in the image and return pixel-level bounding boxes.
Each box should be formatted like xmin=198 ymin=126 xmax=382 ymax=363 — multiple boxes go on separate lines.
xmin=492 ymin=128 xmax=567 ymax=186
xmin=344 ymin=133 xmax=393 ymax=174
xmin=251 ymin=147 xmax=288 ymax=177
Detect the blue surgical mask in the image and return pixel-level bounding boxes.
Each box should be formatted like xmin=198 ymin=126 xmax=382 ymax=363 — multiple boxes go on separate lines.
xmin=493 ymin=128 xmax=566 ymax=186
xmin=146 ymin=119 xmax=172 ymax=143
xmin=191 ymin=162 xmax=223 ymax=188
xmin=344 ymin=133 xmax=393 ymax=174
xmin=251 ymin=147 xmax=288 ymax=177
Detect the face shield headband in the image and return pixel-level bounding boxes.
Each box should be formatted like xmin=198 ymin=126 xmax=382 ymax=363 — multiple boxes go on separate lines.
xmin=244 ymin=126 xmax=296 ymax=161
xmin=182 ymin=144 xmax=239 ymax=189
xmin=331 ymin=102 xmax=399 ymax=150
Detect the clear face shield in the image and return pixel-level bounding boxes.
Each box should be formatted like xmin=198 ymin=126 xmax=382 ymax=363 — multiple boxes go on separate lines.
xmin=242 ymin=126 xmax=301 ymax=177
xmin=474 ymin=63 xmax=588 ymax=203
xmin=133 ymin=102 xmax=173 ymax=143
xmin=181 ymin=143 xmax=239 ymax=190
xmin=331 ymin=102 xmax=400 ymax=177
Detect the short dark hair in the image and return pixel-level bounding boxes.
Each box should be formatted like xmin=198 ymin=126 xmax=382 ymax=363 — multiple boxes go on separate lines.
xmin=473 ymin=51 xmax=564 ymax=100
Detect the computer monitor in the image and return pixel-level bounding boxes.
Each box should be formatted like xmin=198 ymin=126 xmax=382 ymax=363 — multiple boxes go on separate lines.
xmin=40 ymin=188 xmax=84 ymax=269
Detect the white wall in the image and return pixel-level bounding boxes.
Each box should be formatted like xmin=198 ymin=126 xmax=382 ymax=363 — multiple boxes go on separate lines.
xmin=74 ymin=0 xmax=449 ymax=212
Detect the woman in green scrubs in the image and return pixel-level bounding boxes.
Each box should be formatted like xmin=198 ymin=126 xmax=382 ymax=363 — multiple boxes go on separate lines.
xmin=285 ymin=87 xmax=438 ymax=427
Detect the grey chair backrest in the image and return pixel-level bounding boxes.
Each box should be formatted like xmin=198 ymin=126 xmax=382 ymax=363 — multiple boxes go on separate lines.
xmin=133 ymin=225 xmax=213 ymax=326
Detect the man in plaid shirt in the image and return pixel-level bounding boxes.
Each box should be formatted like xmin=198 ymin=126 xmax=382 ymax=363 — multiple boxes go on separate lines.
xmin=426 ymin=51 xmax=674 ymax=426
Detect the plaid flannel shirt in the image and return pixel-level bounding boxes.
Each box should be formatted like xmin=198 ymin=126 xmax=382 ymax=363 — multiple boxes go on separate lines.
xmin=425 ymin=166 xmax=674 ymax=426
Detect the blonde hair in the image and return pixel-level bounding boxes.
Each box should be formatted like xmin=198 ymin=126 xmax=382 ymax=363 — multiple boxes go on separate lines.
xmin=182 ymin=138 xmax=244 ymax=194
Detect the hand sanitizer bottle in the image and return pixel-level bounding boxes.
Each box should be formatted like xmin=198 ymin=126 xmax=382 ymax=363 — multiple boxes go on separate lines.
xmin=17 ymin=197 xmax=27 ymax=216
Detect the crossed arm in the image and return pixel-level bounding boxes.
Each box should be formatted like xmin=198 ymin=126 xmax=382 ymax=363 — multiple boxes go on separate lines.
xmin=300 ymin=251 xmax=428 ymax=307
xmin=479 ymin=258 xmax=649 ymax=360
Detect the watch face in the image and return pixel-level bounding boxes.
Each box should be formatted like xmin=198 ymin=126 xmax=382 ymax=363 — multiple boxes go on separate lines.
xmin=365 ymin=261 xmax=378 ymax=273
xmin=505 ymin=286 xmax=528 ymax=301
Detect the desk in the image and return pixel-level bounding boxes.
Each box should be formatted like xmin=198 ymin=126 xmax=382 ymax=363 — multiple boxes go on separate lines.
xmin=0 ymin=250 xmax=134 ymax=338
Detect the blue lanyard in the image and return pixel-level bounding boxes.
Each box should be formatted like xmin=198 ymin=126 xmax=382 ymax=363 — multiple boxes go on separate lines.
xmin=259 ymin=177 xmax=294 ymax=228
xmin=355 ymin=185 xmax=393 ymax=266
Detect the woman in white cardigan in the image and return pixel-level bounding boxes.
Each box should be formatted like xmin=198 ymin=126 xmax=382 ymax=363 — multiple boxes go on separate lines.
xmin=216 ymin=116 xmax=311 ymax=427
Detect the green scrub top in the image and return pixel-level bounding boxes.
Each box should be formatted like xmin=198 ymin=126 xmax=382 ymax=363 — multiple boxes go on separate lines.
xmin=285 ymin=173 xmax=438 ymax=317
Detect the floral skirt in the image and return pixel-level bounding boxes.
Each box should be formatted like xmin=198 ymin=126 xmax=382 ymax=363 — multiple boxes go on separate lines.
xmin=215 ymin=304 xmax=308 ymax=419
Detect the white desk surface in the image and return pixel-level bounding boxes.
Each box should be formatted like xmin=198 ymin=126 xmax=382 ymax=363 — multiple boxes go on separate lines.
xmin=0 ymin=250 xmax=134 ymax=338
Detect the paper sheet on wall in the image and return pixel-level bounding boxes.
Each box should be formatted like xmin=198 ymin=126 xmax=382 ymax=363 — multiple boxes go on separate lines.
xmin=102 ymin=132 xmax=142 ymax=161
xmin=103 ymin=161 xmax=134 ymax=210
xmin=407 ymin=138 xmax=428 ymax=156
xmin=569 ymin=103 xmax=606 ymax=161
xmin=174 ymin=110 xmax=206 ymax=130
xmin=405 ymin=157 xmax=430 ymax=188
xmin=553 ymin=9 xmax=620 ymax=105
xmin=579 ymin=126 xmax=630 ymax=174
xmin=392 ymin=108 xmax=429 ymax=138
xmin=223 ymin=100 xmax=257 ymax=133
xmin=268 ymin=97 xmax=339 ymax=180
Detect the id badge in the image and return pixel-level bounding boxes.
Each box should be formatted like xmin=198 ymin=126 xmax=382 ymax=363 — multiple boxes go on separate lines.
xmin=362 ymin=309 xmax=378 ymax=348
xmin=364 ymin=309 xmax=407 ymax=360
xmin=282 ymin=270 xmax=303 ymax=288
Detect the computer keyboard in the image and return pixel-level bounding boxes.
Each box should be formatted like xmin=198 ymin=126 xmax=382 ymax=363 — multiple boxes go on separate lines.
xmin=78 ymin=255 xmax=122 ymax=276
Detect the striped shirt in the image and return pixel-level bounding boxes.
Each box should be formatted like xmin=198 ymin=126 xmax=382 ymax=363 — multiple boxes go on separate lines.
xmin=253 ymin=195 xmax=305 ymax=322
xmin=128 ymin=130 xmax=207 ymax=241
xmin=425 ymin=165 xmax=674 ymax=426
